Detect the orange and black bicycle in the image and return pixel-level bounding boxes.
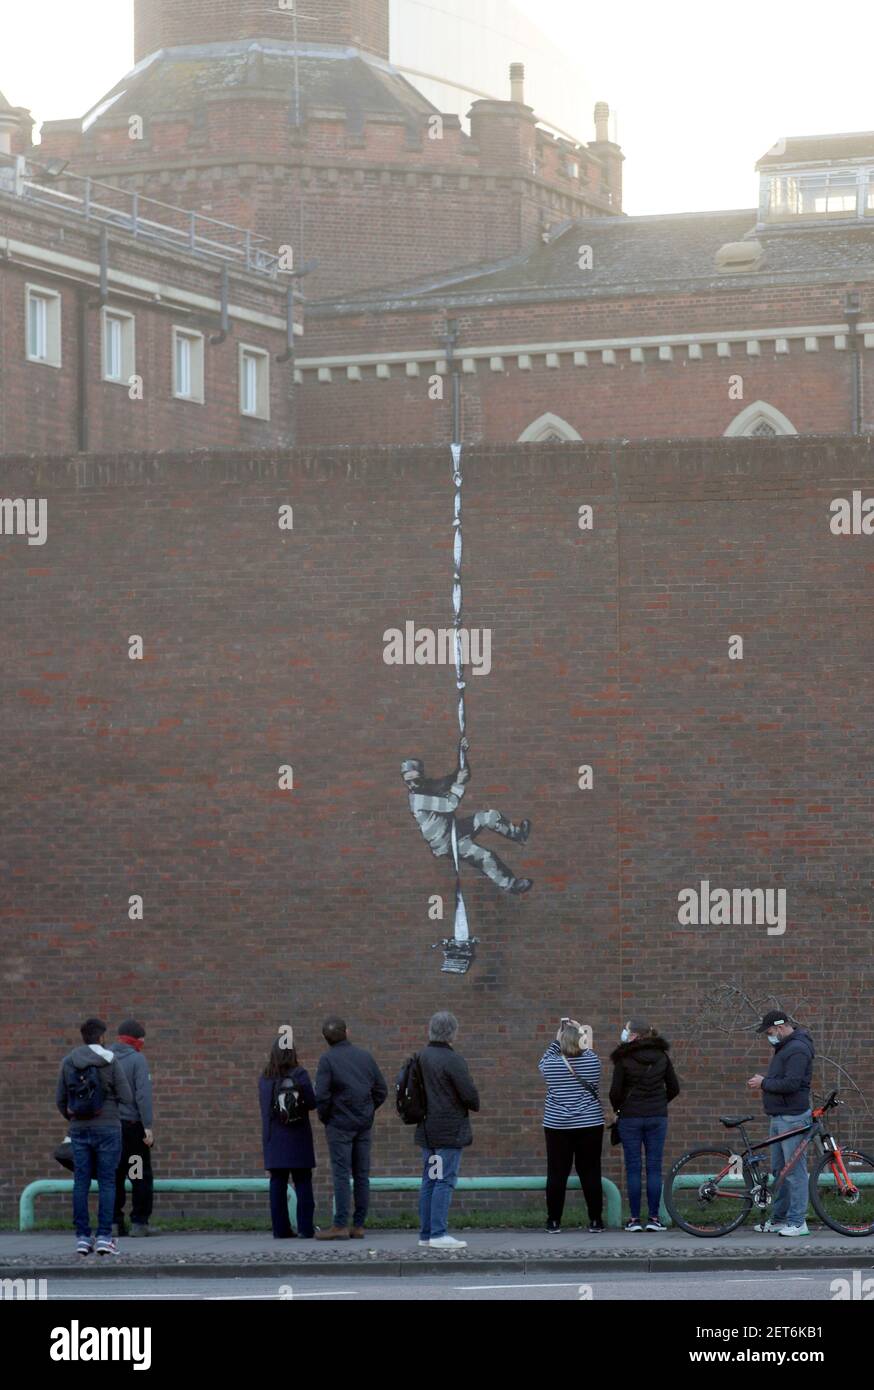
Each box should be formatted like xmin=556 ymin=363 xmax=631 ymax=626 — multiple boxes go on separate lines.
xmin=665 ymin=1091 xmax=874 ymax=1237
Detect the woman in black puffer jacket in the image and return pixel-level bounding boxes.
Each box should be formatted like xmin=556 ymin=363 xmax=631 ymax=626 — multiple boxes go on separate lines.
xmin=609 ymin=1019 xmax=680 ymax=1233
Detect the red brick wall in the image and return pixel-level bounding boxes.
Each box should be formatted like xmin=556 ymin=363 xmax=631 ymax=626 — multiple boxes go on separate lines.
xmin=297 ymin=283 xmax=873 ymax=443
xmin=1 ymin=438 xmax=872 ymax=1219
xmin=0 ymin=204 xmax=294 ymax=454
xmin=37 ymin=117 xmax=611 ymax=300
xmin=135 ymin=0 xmax=390 ymax=62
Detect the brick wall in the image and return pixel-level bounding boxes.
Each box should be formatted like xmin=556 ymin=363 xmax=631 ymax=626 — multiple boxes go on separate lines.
xmin=37 ymin=124 xmax=613 ymax=301
xmin=0 ymin=437 xmax=872 ymax=1220
xmin=0 ymin=200 xmax=294 ymax=454
xmin=297 ymin=282 xmax=873 ymax=443
xmin=134 ymin=0 xmax=391 ymax=63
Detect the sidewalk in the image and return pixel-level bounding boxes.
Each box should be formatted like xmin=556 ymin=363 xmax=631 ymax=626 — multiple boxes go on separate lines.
xmin=2 ymin=1228 xmax=871 ymax=1277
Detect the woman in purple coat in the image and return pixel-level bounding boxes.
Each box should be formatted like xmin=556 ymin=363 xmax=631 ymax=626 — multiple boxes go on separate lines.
xmin=259 ymin=1038 xmax=317 ymax=1239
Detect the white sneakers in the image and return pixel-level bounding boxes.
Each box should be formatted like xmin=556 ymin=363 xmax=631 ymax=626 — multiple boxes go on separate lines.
xmin=427 ymin=1235 xmax=467 ymax=1249
xmin=754 ymin=1218 xmax=810 ymax=1236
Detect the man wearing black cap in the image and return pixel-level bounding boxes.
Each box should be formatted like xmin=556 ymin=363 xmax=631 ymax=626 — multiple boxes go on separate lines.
xmin=748 ymin=1009 xmax=815 ymax=1237
xmin=110 ymin=1019 xmax=156 ymax=1237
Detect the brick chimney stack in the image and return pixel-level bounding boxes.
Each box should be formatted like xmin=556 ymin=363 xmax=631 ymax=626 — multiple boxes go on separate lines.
xmin=591 ymin=101 xmax=623 ymax=210
xmin=0 ymin=90 xmax=33 ymax=155
xmin=135 ymin=0 xmax=391 ymax=64
xmin=469 ymin=63 xmax=537 ymax=175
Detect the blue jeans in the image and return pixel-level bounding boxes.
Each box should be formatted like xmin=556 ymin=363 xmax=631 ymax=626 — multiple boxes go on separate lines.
xmin=326 ymin=1125 xmax=372 ymax=1229
xmin=769 ymin=1111 xmax=812 ymax=1228
xmin=70 ymin=1127 xmax=122 ymax=1238
xmin=419 ymin=1147 xmax=463 ymax=1239
xmin=618 ymin=1116 xmax=668 ymax=1220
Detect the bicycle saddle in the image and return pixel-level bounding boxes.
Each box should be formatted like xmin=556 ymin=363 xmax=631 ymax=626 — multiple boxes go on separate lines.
xmin=719 ymin=1115 xmax=755 ymax=1128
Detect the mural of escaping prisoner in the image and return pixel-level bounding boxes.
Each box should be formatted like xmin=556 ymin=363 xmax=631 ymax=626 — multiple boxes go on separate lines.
xmin=401 ymin=737 xmax=533 ymax=894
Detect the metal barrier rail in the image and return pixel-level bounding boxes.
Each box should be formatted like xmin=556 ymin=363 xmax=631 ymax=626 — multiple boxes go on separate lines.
xmin=19 ymin=1175 xmax=623 ymax=1231
xmin=22 ymin=1171 xmax=870 ymax=1231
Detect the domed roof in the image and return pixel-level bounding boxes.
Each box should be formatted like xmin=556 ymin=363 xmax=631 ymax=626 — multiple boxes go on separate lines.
xmin=78 ymin=40 xmax=438 ymax=132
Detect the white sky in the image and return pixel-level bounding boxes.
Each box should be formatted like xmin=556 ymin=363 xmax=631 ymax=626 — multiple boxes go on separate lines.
xmin=1 ymin=1 xmax=873 ymax=215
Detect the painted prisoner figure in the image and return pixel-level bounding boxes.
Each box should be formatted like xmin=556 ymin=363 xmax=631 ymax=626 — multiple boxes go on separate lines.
xmin=401 ymin=741 xmax=533 ymax=894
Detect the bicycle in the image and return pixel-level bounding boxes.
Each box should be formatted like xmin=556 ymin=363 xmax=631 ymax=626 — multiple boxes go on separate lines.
xmin=665 ymin=1091 xmax=874 ymax=1237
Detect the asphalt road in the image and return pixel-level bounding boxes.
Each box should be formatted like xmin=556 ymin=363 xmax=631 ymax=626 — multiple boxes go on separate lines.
xmin=31 ymin=1268 xmax=866 ymax=1301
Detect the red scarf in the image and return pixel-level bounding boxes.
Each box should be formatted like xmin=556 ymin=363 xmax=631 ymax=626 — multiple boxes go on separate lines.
xmin=118 ymin=1035 xmax=145 ymax=1052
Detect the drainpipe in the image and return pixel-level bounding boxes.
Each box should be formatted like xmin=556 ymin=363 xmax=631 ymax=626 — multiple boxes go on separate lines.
xmin=443 ymin=318 xmax=461 ymax=445
xmin=845 ymin=290 xmax=862 ymax=435
xmin=76 ymin=286 xmax=88 ymax=452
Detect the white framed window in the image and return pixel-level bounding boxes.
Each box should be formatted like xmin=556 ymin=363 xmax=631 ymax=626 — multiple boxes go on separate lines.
xmin=239 ymin=344 xmax=270 ymax=420
xmin=172 ymin=327 xmax=204 ymax=403
xmin=26 ymin=285 xmax=62 ymax=367
xmin=102 ymin=308 xmax=136 ymax=384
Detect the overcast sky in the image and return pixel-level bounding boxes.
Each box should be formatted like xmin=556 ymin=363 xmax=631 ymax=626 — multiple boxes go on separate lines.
xmin=1 ymin=1 xmax=872 ymax=215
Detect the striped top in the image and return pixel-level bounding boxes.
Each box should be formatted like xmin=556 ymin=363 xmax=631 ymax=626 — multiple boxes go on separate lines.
xmin=539 ymin=1041 xmax=604 ymax=1130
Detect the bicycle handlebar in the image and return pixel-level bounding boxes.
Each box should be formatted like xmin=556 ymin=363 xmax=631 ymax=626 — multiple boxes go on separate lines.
xmin=812 ymin=1089 xmax=840 ymax=1118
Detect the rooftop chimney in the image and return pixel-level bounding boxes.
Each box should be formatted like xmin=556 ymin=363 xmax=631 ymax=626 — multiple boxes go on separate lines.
xmin=0 ymin=90 xmax=32 ymax=156
xmin=594 ymin=102 xmax=610 ymax=144
xmin=510 ymin=63 xmax=525 ymax=105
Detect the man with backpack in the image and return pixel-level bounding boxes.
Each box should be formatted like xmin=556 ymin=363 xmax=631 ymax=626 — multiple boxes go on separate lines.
xmin=110 ymin=1019 xmax=156 ymax=1237
xmin=314 ymin=1017 xmax=388 ymax=1240
xmin=56 ymin=1017 xmax=133 ymax=1256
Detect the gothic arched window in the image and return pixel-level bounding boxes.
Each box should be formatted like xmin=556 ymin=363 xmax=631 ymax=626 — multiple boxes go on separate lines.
xmin=518 ymin=412 xmax=582 ymax=442
xmin=724 ymin=401 xmax=798 ymax=437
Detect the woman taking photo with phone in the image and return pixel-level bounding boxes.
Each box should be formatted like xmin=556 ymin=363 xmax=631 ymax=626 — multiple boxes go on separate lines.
xmin=538 ymin=1018 xmax=605 ymax=1233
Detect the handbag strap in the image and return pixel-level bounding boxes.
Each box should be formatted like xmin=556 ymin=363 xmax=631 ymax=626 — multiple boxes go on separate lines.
xmin=561 ymin=1053 xmax=600 ymax=1101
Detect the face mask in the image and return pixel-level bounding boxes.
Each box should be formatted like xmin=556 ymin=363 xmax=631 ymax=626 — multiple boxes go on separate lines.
xmin=767 ymin=1033 xmax=780 ymax=1046
xmin=620 ymin=1028 xmax=630 ymax=1043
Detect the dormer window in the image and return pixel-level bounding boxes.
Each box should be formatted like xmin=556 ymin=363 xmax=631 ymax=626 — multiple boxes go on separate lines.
xmin=763 ymin=168 xmax=863 ymax=222
xmin=757 ymin=134 xmax=874 ymax=226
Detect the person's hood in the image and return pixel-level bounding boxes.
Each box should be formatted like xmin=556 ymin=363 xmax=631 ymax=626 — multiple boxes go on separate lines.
xmin=776 ymin=1028 xmax=815 ymax=1059
xmin=68 ymin=1044 xmax=115 ymax=1067
xmin=111 ymin=1042 xmax=138 ymax=1058
xmin=610 ymin=1035 xmax=671 ymax=1064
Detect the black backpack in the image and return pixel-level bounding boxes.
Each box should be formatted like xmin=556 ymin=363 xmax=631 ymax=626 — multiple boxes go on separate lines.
xmin=272 ymin=1075 xmax=306 ymax=1126
xmin=396 ymin=1054 xmax=427 ymax=1125
xmin=65 ymin=1062 xmax=105 ymax=1120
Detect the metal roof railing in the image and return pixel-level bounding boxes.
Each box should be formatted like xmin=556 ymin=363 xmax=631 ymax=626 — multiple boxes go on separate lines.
xmin=0 ymin=152 xmax=282 ymax=278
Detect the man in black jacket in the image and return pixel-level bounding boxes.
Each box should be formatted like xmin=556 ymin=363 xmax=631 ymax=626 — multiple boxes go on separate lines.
xmin=315 ymin=1017 xmax=387 ymax=1240
xmin=415 ymin=1011 xmax=480 ymax=1249
xmin=748 ymin=1009 xmax=815 ymax=1237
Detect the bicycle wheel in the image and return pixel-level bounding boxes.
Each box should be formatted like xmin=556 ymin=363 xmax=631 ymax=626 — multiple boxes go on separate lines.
xmin=809 ymin=1147 xmax=874 ymax=1236
xmin=665 ymin=1147 xmax=754 ymax=1237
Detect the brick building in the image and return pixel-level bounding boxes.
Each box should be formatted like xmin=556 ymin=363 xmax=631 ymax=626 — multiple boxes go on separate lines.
xmin=296 ymin=137 xmax=874 ymax=446
xmin=36 ymin=0 xmax=622 ymax=307
xmin=0 ymin=134 xmax=297 ymax=456
xmin=5 ymin=0 xmax=869 ymax=451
